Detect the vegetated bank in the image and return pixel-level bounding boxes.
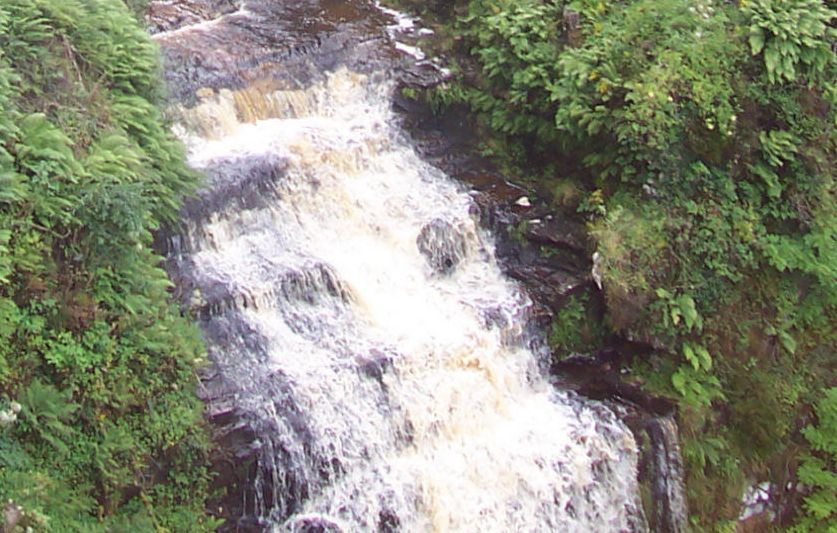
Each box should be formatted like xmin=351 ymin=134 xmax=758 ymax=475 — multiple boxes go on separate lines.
xmin=391 ymin=0 xmax=836 ymax=530
xmin=0 ymin=0 xmax=218 ymax=530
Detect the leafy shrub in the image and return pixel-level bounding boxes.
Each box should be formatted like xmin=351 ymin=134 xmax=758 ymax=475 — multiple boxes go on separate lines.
xmin=548 ymin=291 xmax=607 ymax=355
xmin=460 ymin=0 xmax=565 ymax=141
xmin=745 ymin=0 xmax=836 ymax=84
xmin=792 ymin=388 xmax=837 ymax=532
xmin=0 ymin=0 xmax=216 ymax=529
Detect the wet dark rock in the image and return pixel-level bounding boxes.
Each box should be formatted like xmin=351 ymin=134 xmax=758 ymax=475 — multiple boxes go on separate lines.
xmin=521 ymin=218 xmax=588 ymax=254
xmin=416 ymin=218 xmax=469 ymax=275
xmin=395 ymin=60 xmax=451 ymax=89
xmin=391 ymin=93 xmax=483 ymax=176
xmin=202 ymin=314 xmax=272 ymax=363
xmin=404 ymin=129 xmax=451 ymax=159
xmin=378 ymin=508 xmax=400 ymax=532
xmin=478 ymin=305 xmax=534 ymax=348
xmin=201 ymin=388 xmax=265 ymax=528
xmin=557 ymin=348 xmax=620 ymax=370
xmin=177 ymin=261 xmax=353 ymax=321
xmin=147 ymin=0 xmax=242 ymax=34
xmin=461 ymin=170 xmax=528 ymax=212
xmin=196 ymin=314 xmax=323 ymax=527
xmin=286 ymin=515 xmax=344 ymax=533
xmin=392 ymin=97 xmax=593 ymax=315
xmin=553 ymin=347 xmax=686 ymax=533
xmin=182 ymin=154 xmax=289 ymax=226
xmin=506 ymin=264 xmax=591 ymax=311
xmin=356 ymin=348 xmax=395 ymax=384
xmin=240 ymin=381 xmax=318 ymax=520
xmin=151 ymin=0 xmax=394 ymax=103
xmin=554 ymin=349 xmax=677 ymax=417
xmin=231 ymin=515 xmax=272 ymax=533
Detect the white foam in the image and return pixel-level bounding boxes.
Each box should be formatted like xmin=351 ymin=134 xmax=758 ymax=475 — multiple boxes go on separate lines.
xmin=177 ymin=68 xmax=646 ymax=532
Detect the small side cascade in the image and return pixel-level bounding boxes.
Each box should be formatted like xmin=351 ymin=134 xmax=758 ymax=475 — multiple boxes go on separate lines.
xmin=645 ymin=416 xmax=689 ymax=533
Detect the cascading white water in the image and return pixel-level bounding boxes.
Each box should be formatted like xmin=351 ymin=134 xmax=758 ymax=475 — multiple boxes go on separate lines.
xmin=171 ymin=68 xmax=646 ymax=532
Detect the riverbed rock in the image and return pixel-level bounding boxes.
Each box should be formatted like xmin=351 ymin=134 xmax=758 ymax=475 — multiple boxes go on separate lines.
xmin=416 ymin=218 xmax=470 ymax=275
xmin=356 ymin=348 xmax=395 ymax=384
xmin=146 ymin=0 xmax=241 ymax=34
xmin=522 ymin=217 xmax=588 ymax=253
xmin=285 ymin=515 xmax=344 ymax=533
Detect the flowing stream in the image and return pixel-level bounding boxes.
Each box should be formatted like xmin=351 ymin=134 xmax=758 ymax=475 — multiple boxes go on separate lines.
xmin=155 ymin=1 xmax=648 ymax=531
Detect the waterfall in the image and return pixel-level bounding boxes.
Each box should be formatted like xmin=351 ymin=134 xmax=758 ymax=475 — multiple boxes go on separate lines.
xmin=157 ymin=2 xmax=648 ymax=531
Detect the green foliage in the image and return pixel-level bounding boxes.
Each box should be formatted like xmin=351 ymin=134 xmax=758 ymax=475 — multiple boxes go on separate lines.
xmin=0 ymin=0 xmax=215 ymax=529
xmin=670 ymin=365 xmax=723 ymax=408
xmin=548 ymin=291 xmax=607 ymax=355
xmin=792 ymin=388 xmax=837 ymax=532
xmin=122 ymin=0 xmax=150 ymax=17
xmin=548 ymin=294 xmax=586 ymax=352
xmin=461 ymin=0 xmax=564 ymax=138
xmin=656 ymin=289 xmax=702 ymax=334
xmin=681 ymin=342 xmax=712 ymax=372
xmin=589 ymin=202 xmax=668 ymax=295
xmin=17 ymin=380 xmax=77 ymax=456
xmin=744 ymin=0 xmax=836 ymax=84
xmin=553 ymin=0 xmax=739 ymax=184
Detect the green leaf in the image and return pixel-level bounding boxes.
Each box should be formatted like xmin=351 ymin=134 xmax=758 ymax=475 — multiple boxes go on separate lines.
xmin=778 ymin=330 xmax=797 ymax=355
xmin=683 ymin=343 xmax=699 ymax=370
xmin=672 ymin=369 xmax=687 ymax=395
xmin=764 ymin=46 xmax=779 ymax=78
xmin=695 ymin=344 xmax=712 ymax=371
xmin=656 ymin=287 xmax=672 ymax=299
xmin=671 ymin=307 xmax=681 ymax=326
xmin=749 ymin=28 xmax=765 ymax=55
xmin=678 ymin=295 xmax=700 ymax=331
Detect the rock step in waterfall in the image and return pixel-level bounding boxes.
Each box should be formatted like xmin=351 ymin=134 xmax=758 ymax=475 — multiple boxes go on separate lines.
xmin=154 ymin=1 xmax=650 ymax=531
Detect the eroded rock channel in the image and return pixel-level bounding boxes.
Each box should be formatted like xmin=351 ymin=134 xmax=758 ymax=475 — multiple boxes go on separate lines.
xmin=151 ymin=1 xmax=656 ymax=531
